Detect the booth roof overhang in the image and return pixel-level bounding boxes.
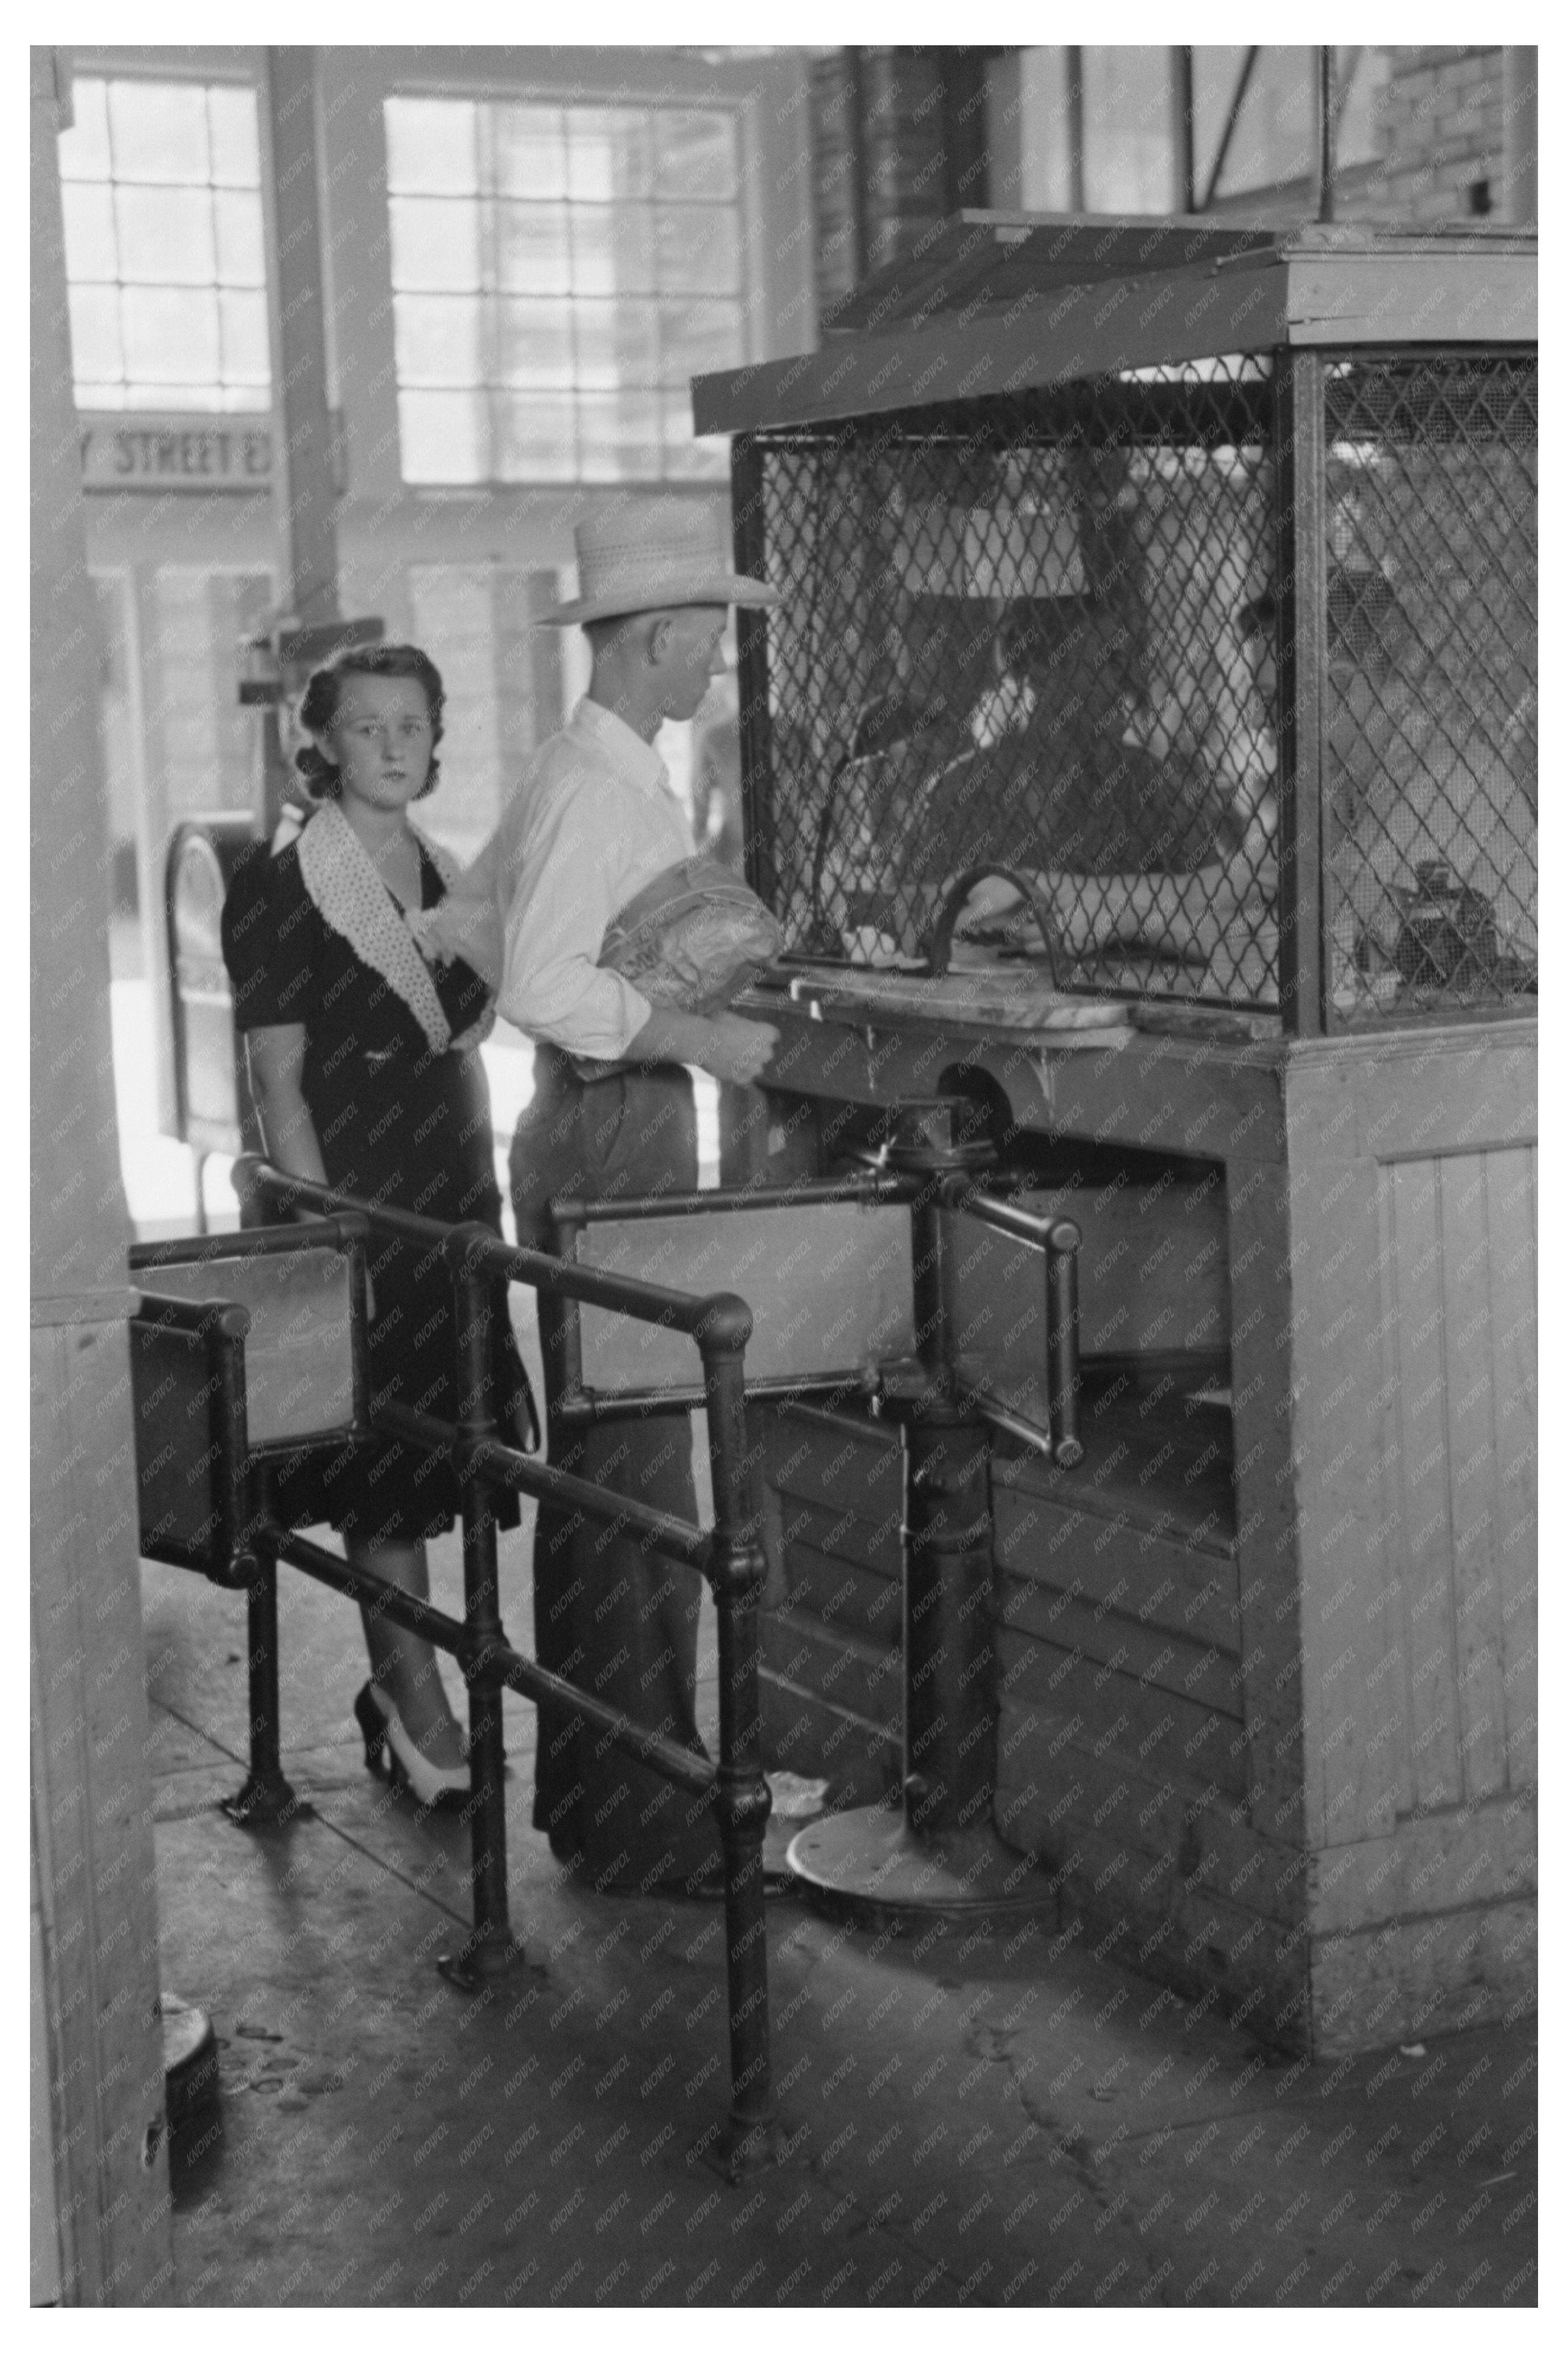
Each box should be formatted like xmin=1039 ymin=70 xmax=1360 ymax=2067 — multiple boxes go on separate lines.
xmin=692 ymin=213 xmax=1538 ymax=436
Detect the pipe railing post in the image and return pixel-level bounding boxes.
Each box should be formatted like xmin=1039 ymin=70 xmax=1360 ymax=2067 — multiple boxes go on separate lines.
xmin=440 ymin=1227 xmax=527 ymax=1988
xmin=700 ymin=1298 xmax=777 ymax=2178
xmin=222 ymin=1464 xmax=302 ymax=1828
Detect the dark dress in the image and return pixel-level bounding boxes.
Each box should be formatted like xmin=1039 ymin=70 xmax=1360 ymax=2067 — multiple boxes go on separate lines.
xmin=222 ymin=832 xmax=522 ymax=1543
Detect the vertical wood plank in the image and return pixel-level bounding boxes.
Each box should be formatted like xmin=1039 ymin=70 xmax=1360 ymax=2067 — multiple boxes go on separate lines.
xmin=1438 ymin=1154 xmax=1509 ymax=1802
xmin=1386 ymin=1161 xmax=1462 ymax=1809
xmin=1487 ymin=1146 xmax=1538 ymax=1785
xmin=1226 ymin=1157 xmax=1305 ymax=1844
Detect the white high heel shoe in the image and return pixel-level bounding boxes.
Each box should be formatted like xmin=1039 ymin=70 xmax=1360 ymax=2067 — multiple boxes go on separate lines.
xmin=353 ymin=1682 xmax=469 ymax=1809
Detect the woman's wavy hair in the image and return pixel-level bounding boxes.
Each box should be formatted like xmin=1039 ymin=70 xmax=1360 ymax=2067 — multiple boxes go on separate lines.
xmin=295 ymin=642 xmax=446 ymax=799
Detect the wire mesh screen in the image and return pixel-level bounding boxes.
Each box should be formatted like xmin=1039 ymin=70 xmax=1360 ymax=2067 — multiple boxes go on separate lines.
xmin=743 ymin=349 xmax=1536 ymax=1027
xmin=1320 ymin=353 xmax=1537 ymax=1027
xmin=748 ymin=359 xmax=1280 ymax=1007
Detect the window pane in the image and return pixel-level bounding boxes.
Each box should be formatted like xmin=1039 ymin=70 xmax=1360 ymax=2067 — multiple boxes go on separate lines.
xmin=660 ymin=393 xmax=729 ymax=481
xmin=577 ymin=388 xmax=662 ymax=482
xmin=496 ymin=298 xmax=575 ymax=389
xmin=116 ymin=185 xmax=216 ymax=284
xmin=214 ymin=189 xmax=265 ymax=286
xmin=495 ymin=393 xmax=579 ymax=482
xmin=399 ymin=389 xmax=487 ymax=482
xmin=568 ymin=108 xmax=653 ymax=201
xmin=567 ymin=204 xmax=657 ymax=297
xmin=120 ymin=285 xmax=221 ymax=385
xmin=385 ymin=97 xmax=478 ymax=194
xmin=655 ymin=111 xmax=738 ymax=201
xmin=218 ymin=289 xmax=270 ymax=386
xmin=490 ymin=105 xmax=567 ymax=199
xmin=575 ymin=300 xmax=659 ymax=388
xmin=68 ymin=286 xmax=125 ymax=388
xmin=76 ymin=383 xmax=126 ymax=411
xmin=59 ymin=77 xmax=111 ymax=180
xmin=389 ymin=194 xmax=480 ymax=290
xmin=207 ymin=86 xmax=261 ymax=187
xmin=1081 ymin=47 xmax=1177 ymax=213
xmin=495 ymin=202 xmax=571 ymax=295
xmin=655 ymin=204 xmax=741 ymax=295
xmin=659 ymin=297 xmax=744 ymax=380
xmin=396 ymin=293 xmax=485 ymax=388
xmin=61 ymin=182 xmax=119 ymax=281
xmin=124 ymin=381 xmax=217 ymax=412
xmin=109 ymin=80 xmax=210 ymax=183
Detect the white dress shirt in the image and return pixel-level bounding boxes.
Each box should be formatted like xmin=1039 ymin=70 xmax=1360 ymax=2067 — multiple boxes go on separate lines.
xmin=442 ymin=698 xmax=697 ymax=1062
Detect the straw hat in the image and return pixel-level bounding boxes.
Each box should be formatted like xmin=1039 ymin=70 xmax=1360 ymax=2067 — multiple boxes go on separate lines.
xmin=542 ymin=501 xmax=780 ymax=627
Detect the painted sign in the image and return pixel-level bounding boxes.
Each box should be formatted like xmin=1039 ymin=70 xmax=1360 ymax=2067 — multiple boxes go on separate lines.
xmin=78 ymin=412 xmax=347 ymax=494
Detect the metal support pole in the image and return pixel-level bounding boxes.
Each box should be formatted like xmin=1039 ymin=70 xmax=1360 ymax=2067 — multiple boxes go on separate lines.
xmin=788 ymin=1099 xmax=1062 ymax=1928
xmin=440 ymin=1232 xmax=527 ymax=1988
xmin=702 ymin=1310 xmax=778 ymax=2179
xmin=1274 ymin=350 xmax=1328 ymax=1038
xmin=221 ymin=1471 xmax=301 ymax=1828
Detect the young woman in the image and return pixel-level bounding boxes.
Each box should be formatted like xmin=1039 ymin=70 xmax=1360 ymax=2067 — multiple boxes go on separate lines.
xmin=222 ymin=643 xmax=526 ymax=1808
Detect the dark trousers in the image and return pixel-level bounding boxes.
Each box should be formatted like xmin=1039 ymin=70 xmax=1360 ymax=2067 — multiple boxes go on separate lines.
xmin=509 ymin=1048 xmax=723 ymax=1893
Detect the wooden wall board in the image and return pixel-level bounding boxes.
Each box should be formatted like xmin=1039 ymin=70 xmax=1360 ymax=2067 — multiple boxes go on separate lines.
xmin=1307 ymin=1896 xmax=1537 ymax=2058
xmin=992 ymin=1392 xmax=1237 ymax=1547
xmin=756 ymin=1008 xmax=1289 ymax=1161
xmin=764 ymin=1604 xmax=904 ymax=1730
xmin=30 ymin=1320 xmax=171 ymax=2302
xmin=996 ymin=1700 xmax=1309 ymax=1928
xmin=774 ymin=1490 xmax=904 ymax=1578
xmin=1487 ymin=1148 xmax=1539 ymax=1788
xmin=1309 ymin=1787 xmax=1535 ymax=1940
xmin=994 ymin=1578 xmax=1244 ymax=1719
xmin=760 ymin=1668 xmax=900 ymax=1808
xmin=994 ymin=1628 xmax=1248 ymax=1798
xmin=993 ymin=1749 xmax=1312 ymax=2050
xmin=778 ymin=1542 xmax=902 ymax=1647
xmin=1222 ymin=1158 xmax=1307 ymax=1842
xmin=764 ymin=1401 xmax=904 ymax=1518
xmin=1276 ymin=1099 xmax=1411 ymax=1848
xmin=992 ymin=1486 xmax=1238 ymax=1650
xmin=944 ymin=1178 xmax=1230 ymax=1376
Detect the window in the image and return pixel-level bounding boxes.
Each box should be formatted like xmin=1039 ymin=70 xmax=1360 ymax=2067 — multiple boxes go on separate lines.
xmin=57 ymin=76 xmax=270 ymax=412
xmin=384 ymin=95 xmax=747 ymax=484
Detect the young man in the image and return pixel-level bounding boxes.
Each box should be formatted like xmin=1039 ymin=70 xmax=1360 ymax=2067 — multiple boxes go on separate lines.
xmin=447 ymin=503 xmax=780 ymax=1894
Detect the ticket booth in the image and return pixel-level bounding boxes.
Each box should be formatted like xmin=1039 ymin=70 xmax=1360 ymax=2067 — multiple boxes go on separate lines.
xmin=693 ymin=218 xmax=1537 ymax=2056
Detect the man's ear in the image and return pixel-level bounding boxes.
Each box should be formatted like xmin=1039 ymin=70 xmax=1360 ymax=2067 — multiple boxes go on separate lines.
xmin=646 ymin=614 xmax=675 ymax=667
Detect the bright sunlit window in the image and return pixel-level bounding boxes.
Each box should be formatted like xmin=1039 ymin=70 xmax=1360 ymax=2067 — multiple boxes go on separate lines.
xmin=384 ymin=95 xmax=747 ymax=485
xmin=57 ymin=75 xmax=270 ymax=412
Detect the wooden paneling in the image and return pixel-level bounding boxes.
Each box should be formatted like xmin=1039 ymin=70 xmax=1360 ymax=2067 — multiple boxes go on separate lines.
xmin=994 ymin=1580 xmax=1243 ymax=1718
xmin=30 ymin=1320 xmax=171 ymax=2302
xmin=1375 ymin=1145 xmax=1537 ymax=1817
xmin=777 ymin=1543 xmax=901 ymax=1647
xmin=994 ymin=1628 xmax=1248 ymax=1798
xmin=1309 ymin=1787 xmax=1535 ymax=1938
xmin=992 ymin=1483 xmax=1238 ymax=1652
xmin=1309 ymin=1896 xmax=1537 ymax=2056
xmin=944 ymin=1176 xmax=1230 ymax=1383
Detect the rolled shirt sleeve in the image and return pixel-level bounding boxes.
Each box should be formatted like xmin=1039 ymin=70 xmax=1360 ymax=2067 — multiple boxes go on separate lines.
xmin=497 ymin=779 xmax=654 ymax=1058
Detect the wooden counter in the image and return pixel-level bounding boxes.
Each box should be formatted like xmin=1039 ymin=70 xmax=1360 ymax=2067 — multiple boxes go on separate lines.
xmin=741 ymin=989 xmax=1537 ymax=2055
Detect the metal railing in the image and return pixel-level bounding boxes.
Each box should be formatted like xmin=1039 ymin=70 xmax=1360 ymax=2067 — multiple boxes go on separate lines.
xmin=130 ymin=1156 xmax=777 ymax=2180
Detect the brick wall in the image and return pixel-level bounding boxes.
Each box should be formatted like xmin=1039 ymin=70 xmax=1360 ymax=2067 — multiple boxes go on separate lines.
xmin=1357 ymin=47 xmax=1507 ymax=223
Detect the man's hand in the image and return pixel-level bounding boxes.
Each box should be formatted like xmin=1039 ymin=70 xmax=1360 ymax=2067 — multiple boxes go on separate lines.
xmin=695 ymin=1011 xmax=778 ymax=1085
xmin=626 ymin=1002 xmax=778 ymax=1083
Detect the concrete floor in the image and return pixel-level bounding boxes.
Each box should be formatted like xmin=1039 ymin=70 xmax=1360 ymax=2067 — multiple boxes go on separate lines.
xmin=143 ymin=1501 xmax=1537 ymax=2310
